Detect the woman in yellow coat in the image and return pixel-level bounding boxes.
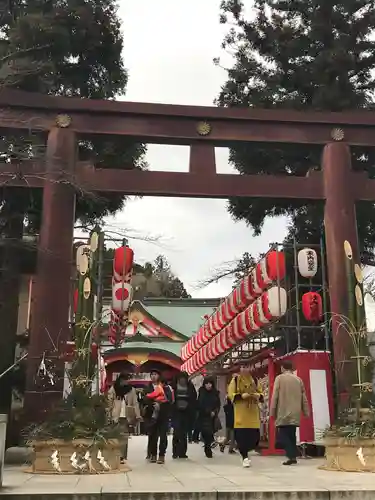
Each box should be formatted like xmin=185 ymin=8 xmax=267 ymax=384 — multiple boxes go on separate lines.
xmin=228 ymin=364 xmax=263 ymax=468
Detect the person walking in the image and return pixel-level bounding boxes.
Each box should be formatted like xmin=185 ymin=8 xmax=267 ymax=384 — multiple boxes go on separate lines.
xmin=171 ymin=371 xmax=197 ymax=459
xmin=143 ymin=369 xmax=174 ymax=464
xmin=220 ymin=395 xmax=236 ymax=454
xmin=228 ymin=365 xmax=264 ymax=468
xmin=107 ymin=372 xmax=141 ymax=464
xmin=197 ymin=376 xmax=221 ymax=458
xmin=270 ymin=359 xmax=309 ymax=465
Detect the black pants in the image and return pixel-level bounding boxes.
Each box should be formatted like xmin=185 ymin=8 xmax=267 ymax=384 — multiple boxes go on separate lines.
xmin=172 ymin=411 xmax=189 ymax=457
xmin=147 ymin=415 xmax=169 ymax=458
xmin=234 ymin=428 xmax=260 ymax=460
xmin=277 ymin=425 xmax=298 ymax=460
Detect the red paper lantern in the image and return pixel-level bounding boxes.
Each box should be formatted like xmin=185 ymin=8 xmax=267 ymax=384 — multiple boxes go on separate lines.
xmin=256 ymin=296 xmax=270 ymax=325
xmin=233 ymin=312 xmax=247 ymax=340
xmin=225 ymin=289 xmax=238 ymax=320
xmin=248 ymin=304 xmax=260 ymax=331
xmin=251 ymin=301 xmax=264 ymax=328
xmin=239 ymin=276 xmax=255 ymax=304
xmin=302 ymin=292 xmax=323 ymax=322
xmin=220 ymin=300 xmax=231 ymax=323
xmin=264 ymin=250 xmax=286 ymax=283
xmin=113 ymin=246 xmax=134 ymax=281
xmin=234 ymin=284 xmax=247 ymax=312
xmin=223 ymin=325 xmax=236 ymax=349
xmin=215 ymin=309 xmax=225 ymax=330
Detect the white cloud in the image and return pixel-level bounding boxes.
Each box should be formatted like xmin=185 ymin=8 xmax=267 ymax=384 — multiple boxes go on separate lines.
xmin=109 ymin=0 xmax=288 ymax=298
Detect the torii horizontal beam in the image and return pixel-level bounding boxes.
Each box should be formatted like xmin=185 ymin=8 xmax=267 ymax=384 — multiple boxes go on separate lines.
xmin=1 ymin=159 xmax=374 ymax=200
xmin=1 ymin=89 xmax=375 ymax=145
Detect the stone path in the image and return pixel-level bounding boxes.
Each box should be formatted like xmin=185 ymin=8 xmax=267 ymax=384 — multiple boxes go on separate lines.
xmin=1 ymin=436 xmax=375 ymax=499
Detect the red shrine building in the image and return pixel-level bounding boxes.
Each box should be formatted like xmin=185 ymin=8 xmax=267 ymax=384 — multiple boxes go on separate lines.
xmin=100 ymin=297 xmax=220 ymax=387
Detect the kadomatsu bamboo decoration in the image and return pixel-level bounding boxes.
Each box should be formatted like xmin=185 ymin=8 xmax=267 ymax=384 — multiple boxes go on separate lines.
xmin=343 ymin=240 xmax=373 ymax=412
xmin=74 ymin=230 xmax=101 ymax=386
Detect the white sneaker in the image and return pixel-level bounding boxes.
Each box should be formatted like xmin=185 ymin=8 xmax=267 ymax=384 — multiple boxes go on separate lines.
xmin=242 ymin=457 xmax=251 ymax=468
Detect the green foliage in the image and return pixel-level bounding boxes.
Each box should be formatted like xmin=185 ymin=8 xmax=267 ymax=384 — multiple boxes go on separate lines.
xmin=25 ymin=391 xmax=122 ymax=443
xmin=101 ymin=250 xmax=191 ymax=300
xmin=0 ymin=0 xmax=146 ymax=227
xmin=233 ymin=251 xmax=256 ymax=286
xmin=24 ymin=318 xmax=121 ymax=444
xmin=133 ymin=254 xmax=191 ymax=299
xmin=325 ymin=407 xmax=375 ymax=440
xmin=217 ymin=0 xmax=375 ymax=253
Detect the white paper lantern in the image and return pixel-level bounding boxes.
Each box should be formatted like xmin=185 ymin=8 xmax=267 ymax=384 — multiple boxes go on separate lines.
xmin=112 ymin=282 xmax=133 ymax=313
xmin=297 ymin=248 xmax=318 ymax=278
xmin=263 ymin=286 xmax=288 ymax=318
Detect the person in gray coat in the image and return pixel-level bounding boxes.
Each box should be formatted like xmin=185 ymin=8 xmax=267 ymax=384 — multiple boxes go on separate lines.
xmin=270 ymin=360 xmax=309 ymax=465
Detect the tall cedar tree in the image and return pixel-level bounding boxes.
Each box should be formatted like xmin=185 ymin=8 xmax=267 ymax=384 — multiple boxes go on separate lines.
xmin=0 ymin=0 xmax=145 ymax=417
xmin=101 ymin=252 xmax=191 ymax=300
xmin=216 ymin=0 xmax=375 ymax=254
xmin=1 ymin=0 xmax=146 ymax=226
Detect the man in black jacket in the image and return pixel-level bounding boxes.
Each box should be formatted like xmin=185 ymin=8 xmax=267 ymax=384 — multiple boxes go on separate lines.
xmin=171 ymin=371 xmax=197 ymax=459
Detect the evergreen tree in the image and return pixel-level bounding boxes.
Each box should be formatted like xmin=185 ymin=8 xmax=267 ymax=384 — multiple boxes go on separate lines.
xmin=0 ymin=0 xmax=145 ymax=417
xmin=1 ymin=0 xmax=146 ymax=226
xmin=133 ymin=255 xmax=191 ymax=300
xmin=216 ymin=0 xmax=375 ymax=253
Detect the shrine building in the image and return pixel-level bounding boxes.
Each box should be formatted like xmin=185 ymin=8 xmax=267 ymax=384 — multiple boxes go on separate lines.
xmin=100 ymin=297 xmax=220 ymax=387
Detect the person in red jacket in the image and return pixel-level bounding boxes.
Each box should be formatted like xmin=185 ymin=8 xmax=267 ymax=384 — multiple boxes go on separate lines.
xmin=145 ymin=383 xmax=168 ymax=420
xmin=142 ymin=370 xmax=174 ymax=464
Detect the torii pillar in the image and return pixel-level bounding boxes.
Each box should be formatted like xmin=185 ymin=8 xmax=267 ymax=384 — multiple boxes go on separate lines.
xmin=24 ymin=124 xmax=76 ymax=419
xmin=323 ymin=141 xmax=359 ymax=409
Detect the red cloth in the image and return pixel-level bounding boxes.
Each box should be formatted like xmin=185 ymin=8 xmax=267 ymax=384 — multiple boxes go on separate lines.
xmin=146 ymin=385 xmax=167 ymax=403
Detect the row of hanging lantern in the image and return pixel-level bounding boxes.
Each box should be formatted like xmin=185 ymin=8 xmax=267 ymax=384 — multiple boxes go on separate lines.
xmin=181 ymin=249 xmax=286 ymax=362
xmin=181 ymin=246 xmax=324 ymax=376
xmin=181 ymin=286 xmax=288 ymax=374
xmin=108 ymin=245 xmax=134 ymax=345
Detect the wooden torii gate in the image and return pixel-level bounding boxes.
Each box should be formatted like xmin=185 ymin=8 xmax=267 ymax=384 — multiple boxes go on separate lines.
xmin=0 ymin=89 xmax=374 ymax=416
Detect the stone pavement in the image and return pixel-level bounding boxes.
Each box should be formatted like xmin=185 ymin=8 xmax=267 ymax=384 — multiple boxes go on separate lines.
xmin=1 ymin=436 xmax=375 ymax=499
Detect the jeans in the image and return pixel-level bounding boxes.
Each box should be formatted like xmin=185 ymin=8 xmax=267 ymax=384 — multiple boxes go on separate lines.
xmin=147 ymin=415 xmax=169 ymax=458
xmin=118 ymin=417 xmax=129 ymax=459
xmin=277 ymin=425 xmax=298 ymax=460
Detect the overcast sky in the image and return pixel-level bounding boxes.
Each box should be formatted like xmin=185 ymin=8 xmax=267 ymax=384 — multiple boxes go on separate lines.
xmin=107 ymin=0 xmax=288 ymax=298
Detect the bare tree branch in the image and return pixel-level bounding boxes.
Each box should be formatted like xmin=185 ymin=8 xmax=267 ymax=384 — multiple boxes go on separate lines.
xmin=195 ymin=252 xmax=256 ymax=290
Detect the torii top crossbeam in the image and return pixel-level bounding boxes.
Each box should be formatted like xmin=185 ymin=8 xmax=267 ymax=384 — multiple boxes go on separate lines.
xmin=0 ymin=89 xmax=375 ymax=200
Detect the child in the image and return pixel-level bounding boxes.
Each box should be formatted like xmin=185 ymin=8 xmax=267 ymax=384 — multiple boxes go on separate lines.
xmin=145 ymin=384 xmax=168 ymax=421
xmin=220 ymin=396 xmax=236 ymax=454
